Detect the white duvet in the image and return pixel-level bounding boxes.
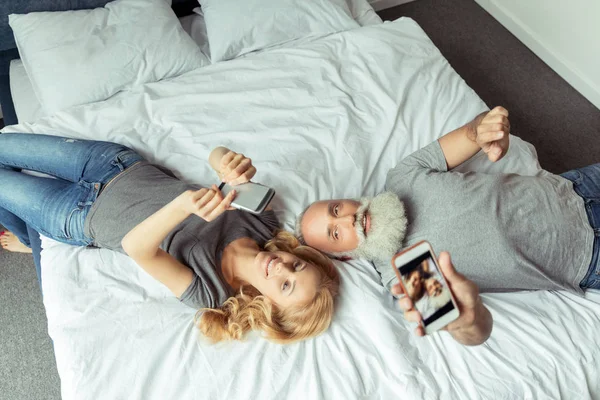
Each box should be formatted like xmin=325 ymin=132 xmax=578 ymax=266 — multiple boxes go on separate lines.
xmin=4 ymin=18 xmax=599 ymax=399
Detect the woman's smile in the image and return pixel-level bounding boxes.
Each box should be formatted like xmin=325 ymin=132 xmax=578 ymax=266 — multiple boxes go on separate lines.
xmin=258 ymin=252 xmax=278 ymax=279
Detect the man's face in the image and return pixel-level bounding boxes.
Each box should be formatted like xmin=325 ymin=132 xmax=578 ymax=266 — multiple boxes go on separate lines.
xmin=426 ymin=279 xmax=443 ymax=297
xmin=299 ymin=199 xmax=368 ymax=254
xmin=299 ymin=192 xmax=408 ymax=262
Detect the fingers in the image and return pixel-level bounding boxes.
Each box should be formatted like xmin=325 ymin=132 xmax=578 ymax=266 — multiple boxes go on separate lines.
xmin=488 ymin=106 xmax=508 ymax=117
xmin=208 ymin=186 xmax=237 ymax=218
xmin=219 ymin=152 xmax=244 ymax=182
xmin=191 ymin=186 xmax=237 ymax=221
xmin=219 ymin=151 xmax=256 ymax=185
xmin=219 ymin=151 xmax=237 ymax=171
xmin=391 ymin=283 xmax=405 ymax=296
xmin=487 ymin=142 xmax=504 ymax=161
xmin=395 ymin=283 xmax=427 ymax=337
xmin=477 ymin=108 xmax=510 ymax=162
xmin=229 ymin=166 xmax=257 ymax=186
xmin=477 ymin=119 xmax=510 ymax=143
xmin=398 ymin=296 xmax=422 ymax=323
xmin=398 ymin=295 xmax=426 ymax=337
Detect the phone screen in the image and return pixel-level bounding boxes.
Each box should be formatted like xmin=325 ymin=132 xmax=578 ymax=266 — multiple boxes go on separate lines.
xmin=397 ymin=250 xmax=455 ymax=326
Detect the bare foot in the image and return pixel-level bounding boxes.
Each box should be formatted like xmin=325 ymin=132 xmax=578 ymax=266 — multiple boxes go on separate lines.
xmin=0 ymin=231 xmax=33 ymax=253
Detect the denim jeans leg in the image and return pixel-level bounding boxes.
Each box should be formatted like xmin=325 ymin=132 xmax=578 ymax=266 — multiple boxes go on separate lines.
xmin=561 ymin=164 xmax=600 ymax=289
xmin=27 ymin=225 xmax=43 ymax=290
xmin=0 ymin=206 xmax=31 ymax=246
xmin=0 ymin=133 xmax=143 ymax=186
xmin=0 ymin=169 xmax=96 ymax=246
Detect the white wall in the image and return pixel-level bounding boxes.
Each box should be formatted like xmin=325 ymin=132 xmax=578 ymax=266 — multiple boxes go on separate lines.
xmin=475 ymin=0 xmax=600 ymax=110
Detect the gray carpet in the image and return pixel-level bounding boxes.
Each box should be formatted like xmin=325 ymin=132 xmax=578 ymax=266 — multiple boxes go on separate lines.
xmin=1 ymin=1 xmax=599 ymax=398
xmin=0 ymin=225 xmax=61 ymax=400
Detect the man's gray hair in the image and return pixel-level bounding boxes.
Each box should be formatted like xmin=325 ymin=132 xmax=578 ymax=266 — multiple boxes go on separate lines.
xmin=294 ymin=204 xmax=311 ymax=245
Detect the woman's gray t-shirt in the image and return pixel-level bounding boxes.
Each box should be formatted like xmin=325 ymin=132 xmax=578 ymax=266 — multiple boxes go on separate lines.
xmin=84 ymin=162 xmax=280 ymax=309
xmin=377 ymin=141 xmax=593 ymax=294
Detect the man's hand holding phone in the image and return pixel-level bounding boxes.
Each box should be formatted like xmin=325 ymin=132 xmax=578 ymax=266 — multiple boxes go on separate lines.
xmin=392 ymin=251 xmax=493 ymax=346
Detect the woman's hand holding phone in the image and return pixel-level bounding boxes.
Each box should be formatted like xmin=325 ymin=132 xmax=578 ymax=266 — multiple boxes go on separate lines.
xmin=180 ymin=185 xmax=236 ymax=222
xmin=392 ymin=251 xmax=493 ymax=346
xmin=218 ymin=150 xmax=257 ymax=185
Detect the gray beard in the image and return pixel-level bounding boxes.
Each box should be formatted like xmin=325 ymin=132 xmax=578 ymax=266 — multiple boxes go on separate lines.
xmin=428 ymin=287 xmax=452 ymax=310
xmin=332 ymin=192 xmax=407 ymax=263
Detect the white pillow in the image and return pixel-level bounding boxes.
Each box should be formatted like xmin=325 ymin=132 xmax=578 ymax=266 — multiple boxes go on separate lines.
xmin=199 ymin=0 xmax=360 ymax=63
xmin=9 ymin=59 xmax=47 ymax=123
xmin=346 ymin=0 xmax=383 ymax=26
xmin=9 ymin=0 xmax=210 ymax=114
xmin=190 ymin=8 xmax=211 ymax=59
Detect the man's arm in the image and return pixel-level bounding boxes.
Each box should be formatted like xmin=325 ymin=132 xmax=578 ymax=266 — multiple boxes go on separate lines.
xmin=392 ymin=252 xmax=493 ymax=346
xmin=438 ymin=106 xmax=510 ymax=170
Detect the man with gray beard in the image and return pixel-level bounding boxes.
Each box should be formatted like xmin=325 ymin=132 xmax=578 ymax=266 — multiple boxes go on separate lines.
xmin=296 ymin=106 xmax=598 ymax=345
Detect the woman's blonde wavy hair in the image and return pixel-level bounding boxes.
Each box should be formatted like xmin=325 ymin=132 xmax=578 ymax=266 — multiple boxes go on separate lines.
xmin=195 ymin=230 xmax=339 ymax=344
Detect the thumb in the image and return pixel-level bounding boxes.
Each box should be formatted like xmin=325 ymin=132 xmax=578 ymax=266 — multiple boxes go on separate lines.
xmin=225 ymin=188 xmax=237 ymax=204
xmin=489 ymin=106 xmax=508 ymax=117
xmin=438 ymin=251 xmax=459 ymax=282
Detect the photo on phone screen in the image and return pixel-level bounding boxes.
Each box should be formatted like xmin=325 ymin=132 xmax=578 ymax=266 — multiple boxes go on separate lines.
xmin=398 ymin=251 xmax=455 ymax=326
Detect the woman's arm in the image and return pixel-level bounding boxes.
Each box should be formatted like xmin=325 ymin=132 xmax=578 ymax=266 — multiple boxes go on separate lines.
xmin=438 ymin=106 xmax=510 ymax=170
xmin=122 ymin=187 xmax=236 ymax=297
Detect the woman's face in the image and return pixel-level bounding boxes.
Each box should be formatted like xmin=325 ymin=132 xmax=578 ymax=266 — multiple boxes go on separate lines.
xmin=250 ymin=250 xmax=321 ymax=309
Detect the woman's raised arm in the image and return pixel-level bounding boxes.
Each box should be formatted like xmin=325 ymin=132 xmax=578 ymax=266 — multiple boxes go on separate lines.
xmin=121 ymin=187 xmax=235 ymax=297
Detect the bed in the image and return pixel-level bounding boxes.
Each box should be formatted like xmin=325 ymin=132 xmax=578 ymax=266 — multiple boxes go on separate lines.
xmin=1 ymin=1 xmax=599 ymax=399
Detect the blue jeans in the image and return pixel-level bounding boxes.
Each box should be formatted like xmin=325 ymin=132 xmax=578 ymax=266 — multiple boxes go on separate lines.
xmin=0 ymin=207 xmax=43 ymax=287
xmin=561 ymin=164 xmax=600 ymax=289
xmin=0 ymin=207 xmax=30 ymax=246
xmin=0 ymin=133 xmax=144 ymax=250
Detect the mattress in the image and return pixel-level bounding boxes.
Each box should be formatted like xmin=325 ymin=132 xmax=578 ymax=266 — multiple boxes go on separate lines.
xmin=3 ymin=18 xmax=598 ymax=400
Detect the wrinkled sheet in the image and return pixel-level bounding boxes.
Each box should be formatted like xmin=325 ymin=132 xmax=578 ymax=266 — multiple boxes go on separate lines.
xmin=4 ymin=18 xmax=598 ymax=400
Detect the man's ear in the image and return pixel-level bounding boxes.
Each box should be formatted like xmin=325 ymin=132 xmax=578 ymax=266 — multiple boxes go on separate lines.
xmin=337 ymin=256 xmax=353 ymax=262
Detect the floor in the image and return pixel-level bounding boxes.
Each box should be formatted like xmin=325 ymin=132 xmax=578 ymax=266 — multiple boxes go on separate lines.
xmin=379 ymin=0 xmax=600 ymax=174
xmin=1 ymin=1 xmax=599 ymax=398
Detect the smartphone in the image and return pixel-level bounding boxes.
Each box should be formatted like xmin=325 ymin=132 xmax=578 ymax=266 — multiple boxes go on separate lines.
xmin=392 ymin=241 xmax=459 ymax=334
xmin=218 ymin=181 xmax=275 ymax=214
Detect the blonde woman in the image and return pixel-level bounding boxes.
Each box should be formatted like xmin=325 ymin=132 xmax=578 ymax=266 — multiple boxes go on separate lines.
xmin=0 ymin=134 xmax=339 ymax=344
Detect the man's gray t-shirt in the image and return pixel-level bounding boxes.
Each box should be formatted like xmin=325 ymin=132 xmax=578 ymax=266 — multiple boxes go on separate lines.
xmin=376 ymin=141 xmax=593 ymax=294
xmin=84 ymin=162 xmax=280 ymax=309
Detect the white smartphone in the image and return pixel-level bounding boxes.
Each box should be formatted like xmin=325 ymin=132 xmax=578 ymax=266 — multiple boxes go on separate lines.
xmin=218 ymin=181 xmax=275 ymax=214
xmin=392 ymin=241 xmax=459 ymax=334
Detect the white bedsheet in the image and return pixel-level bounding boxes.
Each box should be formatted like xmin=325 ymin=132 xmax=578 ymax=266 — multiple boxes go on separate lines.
xmin=3 ymin=18 xmax=598 ymax=399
